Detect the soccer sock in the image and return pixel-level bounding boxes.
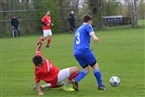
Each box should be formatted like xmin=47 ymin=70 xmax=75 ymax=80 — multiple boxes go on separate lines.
xmin=37 ymin=37 xmax=45 ymax=45
xmin=66 ymin=81 xmax=71 ymax=86
xmin=94 ymin=69 xmax=103 ymax=87
xmin=46 ymin=39 xmax=51 ymax=46
xmin=74 ymin=70 xmax=87 ymax=83
xmin=43 ymin=83 xmax=51 ymax=88
xmin=68 ymin=72 xmax=79 ymax=81
xmin=40 ymin=37 xmax=45 ymax=42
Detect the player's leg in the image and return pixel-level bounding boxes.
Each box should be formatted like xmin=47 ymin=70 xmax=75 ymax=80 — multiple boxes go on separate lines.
xmin=57 ymin=67 xmax=79 ymax=91
xmin=68 ymin=67 xmax=79 ymax=81
xmin=72 ymin=54 xmax=91 ymax=91
xmin=41 ymin=67 xmax=79 ymax=91
xmin=87 ymin=51 xmax=106 ymax=90
xmin=92 ymin=63 xmax=106 ymax=90
xmin=73 ymin=54 xmax=90 ymax=83
xmin=39 ymin=83 xmax=51 ymax=90
xmin=46 ymin=30 xmax=52 ymax=47
xmin=57 ymin=67 xmax=79 ymax=84
xmin=66 ymin=67 xmax=79 ymax=86
xmin=72 ymin=66 xmax=89 ymax=91
xmin=72 ymin=23 xmax=75 ymax=32
xmin=41 ymin=83 xmax=64 ymax=89
xmin=37 ymin=30 xmax=48 ymax=45
xmin=12 ymin=28 xmax=16 ymax=38
xmin=16 ymin=27 xmax=21 ymax=37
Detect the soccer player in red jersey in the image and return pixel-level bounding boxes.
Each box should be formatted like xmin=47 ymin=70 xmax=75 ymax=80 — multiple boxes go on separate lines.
xmin=33 ymin=39 xmax=79 ymax=96
xmin=38 ymin=10 xmax=53 ymax=47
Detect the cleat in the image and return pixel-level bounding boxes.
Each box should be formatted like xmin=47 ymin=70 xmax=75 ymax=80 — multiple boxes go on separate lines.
xmin=40 ymin=85 xmax=44 ymax=89
xmin=40 ymin=85 xmax=47 ymax=90
xmin=71 ymin=79 xmax=79 ymax=91
xmin=63 ymin=86 xmax=75 ymax=92
xmin=98 ymin=85 xmax=106 ymax=90
xmin=46 ymin=45 xmax=50 ymax=48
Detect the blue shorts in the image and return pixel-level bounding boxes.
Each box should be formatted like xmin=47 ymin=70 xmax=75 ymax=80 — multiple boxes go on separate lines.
xmin=74 ymin=50 xmax=97 ymax=68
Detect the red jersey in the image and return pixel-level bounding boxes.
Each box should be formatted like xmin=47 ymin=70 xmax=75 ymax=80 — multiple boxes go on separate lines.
xmin=41 ymin=15 xmax=51 ymax=30
xmin=34 ymin=51 xmax=60 ymax=84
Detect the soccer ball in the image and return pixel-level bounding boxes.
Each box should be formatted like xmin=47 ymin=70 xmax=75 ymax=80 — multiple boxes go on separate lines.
xmin=110 ymin=76 xmax=120 ymax=87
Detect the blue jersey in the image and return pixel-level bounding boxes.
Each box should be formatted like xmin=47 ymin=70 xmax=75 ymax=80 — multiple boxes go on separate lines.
xmin=74 ymin=23 xmax=94 ymax=55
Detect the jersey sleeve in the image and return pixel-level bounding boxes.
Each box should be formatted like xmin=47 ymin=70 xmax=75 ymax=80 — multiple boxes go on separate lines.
xmin=41 ymin=16 xmax=46 ymax=23
xmin=36 ymin=51 xmax=42 ymax=56
xmin=35 ymin=69 xmax=43 ymax=82
xmin=86 ymin=25 xmax=94 ymax=36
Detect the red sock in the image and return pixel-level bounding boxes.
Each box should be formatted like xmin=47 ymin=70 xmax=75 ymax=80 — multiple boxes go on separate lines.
xmin=68 ymin=72 xmax=79 ymax=81
xmin=46 ymin=39 xmax=51 ymax=46
xmin=37 ymin=37 xmax=45 ymax=45
xmin=40 ymin=37 xmax=45 ymax=41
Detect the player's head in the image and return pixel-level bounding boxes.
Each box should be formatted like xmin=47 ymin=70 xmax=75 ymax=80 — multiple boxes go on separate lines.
xmin=46 ymin=11 xmax=50 ymax=16
xmin=13 ymin=15 xmax=16 ymax=18
xmin=32 ymin=55 xmax=43 ymax=67
xmin=71 ymin=11 xmax=74 ymax=14
xmin=83 ymin=15 xmax=93 ymax=24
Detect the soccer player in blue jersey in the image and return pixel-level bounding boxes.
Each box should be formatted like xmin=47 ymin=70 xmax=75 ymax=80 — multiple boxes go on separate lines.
xmin=72 ymin=15 xmax=106 ymax=91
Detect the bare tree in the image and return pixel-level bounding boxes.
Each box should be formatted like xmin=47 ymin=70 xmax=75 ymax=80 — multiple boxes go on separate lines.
xmin=131 ymin=0 xmax=138 ymax=28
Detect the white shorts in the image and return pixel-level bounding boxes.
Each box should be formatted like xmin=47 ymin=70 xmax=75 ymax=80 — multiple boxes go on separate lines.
xmin=57 ymin=68 xmax=70 ymax=85
xmin=43 ymin=30 xmax=52 ymax=37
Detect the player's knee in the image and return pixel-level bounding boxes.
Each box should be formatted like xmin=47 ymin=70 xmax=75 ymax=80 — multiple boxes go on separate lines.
xmin=73 ymin=66 xmax=80 ymax=73
xmin=84 ymin=67 xmax=90 ymax=74
xmin=92 ymin=63 xmax=99 ymax=70
xmin=75 ymin=66 xmax=80 ymax=72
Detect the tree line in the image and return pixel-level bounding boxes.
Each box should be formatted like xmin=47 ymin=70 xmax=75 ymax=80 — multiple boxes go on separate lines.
xmin=0 ymin=0 xmax=145 ymax=37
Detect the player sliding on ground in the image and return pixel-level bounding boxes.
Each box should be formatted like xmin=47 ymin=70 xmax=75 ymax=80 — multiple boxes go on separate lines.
xmin=72 ymin=15 xmax=106 ymax=91
xmin=32 ymin=39 xmax=79 ymax=96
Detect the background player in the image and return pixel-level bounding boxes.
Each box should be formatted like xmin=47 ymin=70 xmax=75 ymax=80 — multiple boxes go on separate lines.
xmin=68 ymin=11 xmax=75 ymax=33
xmin=33 ymin=38 xmax=79 ymax=96
xmin=72 ymin=15 xmax=106 ymax=91
xmin=11 ymin=15 xmax=21 ymax=37
xmin=37 ymin=10 xmax=53 ymax=47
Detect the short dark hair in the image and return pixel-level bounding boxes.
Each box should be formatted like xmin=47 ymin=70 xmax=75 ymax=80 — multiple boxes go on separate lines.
xmin=32 ymin=55 xmax=43 ymax=66
xmin=83 ymin=15 xmax=93 ymax=22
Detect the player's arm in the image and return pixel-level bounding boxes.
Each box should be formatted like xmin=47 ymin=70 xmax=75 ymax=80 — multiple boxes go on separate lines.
xmin=41 ymin=21 xmax=47 ymax=26
xmin=90 ymin=32 xmax=99 ymax=43
xmin=51 ymin=23 xmax=54 ymax=26
xmin=41 ymin=16 xmax=47 ymax=26
xmin=36 ymin=38 xmax=43 ymax=51
xmin=35 ymin=82 xmax=44 ymax=96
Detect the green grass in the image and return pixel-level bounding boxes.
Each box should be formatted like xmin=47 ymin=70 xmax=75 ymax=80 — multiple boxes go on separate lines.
xmin=0 ymin=20 xmax=144 ymax=97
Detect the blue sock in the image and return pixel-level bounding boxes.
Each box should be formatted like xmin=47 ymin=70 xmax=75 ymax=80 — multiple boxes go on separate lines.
xmin=94 ymin=69 xmax=103 ymax=87
xmin=74 ymin=70 xmax=87 ymax=83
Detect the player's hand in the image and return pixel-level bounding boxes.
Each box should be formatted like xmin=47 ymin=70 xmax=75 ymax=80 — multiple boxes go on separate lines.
xmin=38 ymin=92 xmax=44 ymax=96
xmin=51 ymin=23 xmax=54 ymax=26
xmin=47 ymin=23 xmax=50 ymax=26
xmin=94 ymin=37 xmax=99 ymax=43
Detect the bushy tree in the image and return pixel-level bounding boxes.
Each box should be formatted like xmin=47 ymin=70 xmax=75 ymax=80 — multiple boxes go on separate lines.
xmin=105 ymin=0 xmax=121 ymax=16
xmin=88 ymin=0 xmax=106 ymax=30
xmin=138 ymin=0 xmax=145 ymax=19
xmin=35 ymin=0 xmax=60 ymax=33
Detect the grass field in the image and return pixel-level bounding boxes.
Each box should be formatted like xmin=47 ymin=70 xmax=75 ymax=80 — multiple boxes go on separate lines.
xmin=0 ymin=20 xmax=144 ymax=97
